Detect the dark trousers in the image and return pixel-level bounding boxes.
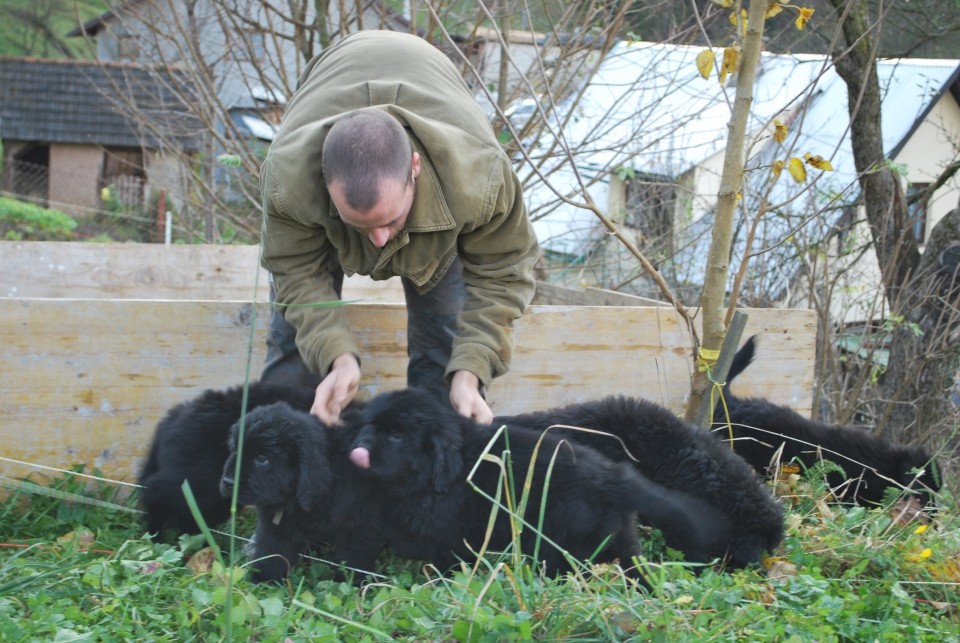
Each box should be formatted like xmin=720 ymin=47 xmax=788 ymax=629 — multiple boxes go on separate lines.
xmin=262 ymin=258 xmax=466 ymax=398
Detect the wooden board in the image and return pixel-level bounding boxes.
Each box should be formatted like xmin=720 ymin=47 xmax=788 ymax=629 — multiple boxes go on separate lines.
xmin=0 ymin=241 xmax=405 ymax=303
xmin=0 ymin=297 xmax=817 ymax=487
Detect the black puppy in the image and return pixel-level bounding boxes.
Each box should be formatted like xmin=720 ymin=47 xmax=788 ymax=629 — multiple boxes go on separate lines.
xmin=137 ymin=381 xmax=315 ymax=537
xmin=496 ymin=396 xmax=785 ymax=569
xmin=219 ymin=401 xmax=381 ymax=584
xmin=349 ymin=388 xmax=732 ymax=580
xmin=713 ymin=335 xmax=942 ymax=505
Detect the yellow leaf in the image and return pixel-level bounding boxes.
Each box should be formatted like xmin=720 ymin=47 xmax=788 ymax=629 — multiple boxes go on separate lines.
xmin=788 ymin=157 xmax=807 ymax=182
xmin=767 ymin=559 xmax=797 ymax=580
xmin=804 ymin=153 xmax=833 ymax=171
xmin=765 ymin=4 xmax=784 ymax=19
xmin=774 ymin=118 xmax=788 ymax=143
xmin=58 ymin=527 xmax=96 ymax=547
xmin=711 ymin=0 xmax=734 ymax=7
xmin=795 ymin=7 xmax=814 ymax=30
xmin=719 ymin=45 xmax=739 ymax=84
xmin=772 ymin=159 xmax=785 ymax=180
xmin=696 ymin=49 xmax=716 ymax=80
xmin=187 ymin=547 xmax=217 ymax=574
xmin=729 ymin=9 xmax=749 ymax=36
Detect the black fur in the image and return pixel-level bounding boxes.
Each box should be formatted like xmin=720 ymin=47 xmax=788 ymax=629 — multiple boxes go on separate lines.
xmin=349 ymin=387 xmax=733 ymax=579
xmin=713 ymin=335 xmax=942 ymax=506
xmin=219 ymin=402 xmax=381 ymax=584
xmin=137 ymin=382 xmax=316 ymax=536
xmin=496 ymin=396 xmax=785 ymax=569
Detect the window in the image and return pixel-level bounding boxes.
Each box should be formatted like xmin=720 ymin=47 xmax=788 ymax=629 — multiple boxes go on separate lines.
xmin=116 ymin=33 xmax=141 ymax=61
xmin=623 ymin=175 xmax=677 ymax=260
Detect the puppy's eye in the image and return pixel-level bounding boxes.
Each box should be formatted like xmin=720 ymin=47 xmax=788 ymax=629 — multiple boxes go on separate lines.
xmin=253 ymin=454 xmax=269 ymax=468
xmin=387 ymin=432 xmax=403 ymax=443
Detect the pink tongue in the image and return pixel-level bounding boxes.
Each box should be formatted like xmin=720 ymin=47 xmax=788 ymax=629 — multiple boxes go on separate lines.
xmin=350 ymin=447 xmax=371 ymax=469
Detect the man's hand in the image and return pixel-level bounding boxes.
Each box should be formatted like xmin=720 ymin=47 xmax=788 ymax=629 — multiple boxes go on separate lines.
xmin=312 ymin=353 xmax=361 ymax=424
xmin=449 ymin=370 xmax=493 ymax=424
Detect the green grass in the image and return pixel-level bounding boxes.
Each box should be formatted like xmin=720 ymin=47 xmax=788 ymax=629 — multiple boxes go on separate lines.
xmin=0 ymin=197 xmax=78 ymax=241
xmin=1 ymin=466 xmax=958 ymax=641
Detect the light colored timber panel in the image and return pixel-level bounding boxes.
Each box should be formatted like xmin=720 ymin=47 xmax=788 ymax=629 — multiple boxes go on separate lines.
xmin=0 ymin=298 xmax=816 ymax=487
xmin=0 ymin=241 xmax=404 ymax=303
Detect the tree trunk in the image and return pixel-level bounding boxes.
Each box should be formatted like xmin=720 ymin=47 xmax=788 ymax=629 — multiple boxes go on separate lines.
xmin=828 ymin=0 xmax=959 ymax=473
xmin=685 ymin=0 xmax=773 ymax=424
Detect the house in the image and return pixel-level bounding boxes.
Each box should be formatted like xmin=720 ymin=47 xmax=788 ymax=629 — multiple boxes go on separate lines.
xmin=523 ymin=41 xmax=960 ymax=314
xmin=67 ymin=0 xmax=410 ymax=126
xmin=0 ymin=57 xmax=203 ymax=219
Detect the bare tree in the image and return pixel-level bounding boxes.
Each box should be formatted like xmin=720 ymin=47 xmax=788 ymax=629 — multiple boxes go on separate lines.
xmin=822 ymin=0 xmax=960 ymax=483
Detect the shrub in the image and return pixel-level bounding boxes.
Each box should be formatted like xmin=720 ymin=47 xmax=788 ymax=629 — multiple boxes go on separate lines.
xmin=0 ymin=197 xmax=78 ymax=240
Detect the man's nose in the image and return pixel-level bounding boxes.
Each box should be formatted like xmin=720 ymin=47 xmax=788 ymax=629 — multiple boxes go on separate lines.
xmin=368 ymin=227 xmax=390 ymax=248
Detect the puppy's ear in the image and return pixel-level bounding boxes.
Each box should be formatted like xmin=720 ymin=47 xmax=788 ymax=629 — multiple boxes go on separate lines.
xmin=429 ymin=421 xmax=464 ymax=493
xmin=293 ymin=418 xmax=334 ymax=512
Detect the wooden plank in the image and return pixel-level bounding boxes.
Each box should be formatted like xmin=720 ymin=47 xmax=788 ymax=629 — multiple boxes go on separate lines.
xmin=0 ymin=240 xmax=405 ymax=303
xmin=532 ymin=281 xmax=668 ymax=307
xmin=0 ymin=298 xmax=816 ymax=487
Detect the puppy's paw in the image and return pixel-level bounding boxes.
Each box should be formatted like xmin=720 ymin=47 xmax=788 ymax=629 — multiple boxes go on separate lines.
xmin=249 ymin=555 xmax=291 ymax=584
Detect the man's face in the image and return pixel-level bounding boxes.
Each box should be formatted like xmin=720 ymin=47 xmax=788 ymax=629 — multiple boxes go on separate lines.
xmin=330 ymin=152 xmax=421 ymax=249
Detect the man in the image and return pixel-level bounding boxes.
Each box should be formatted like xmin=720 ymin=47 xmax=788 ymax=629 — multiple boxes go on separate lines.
xmin=259 ymin=30 xmax=540 ymax=425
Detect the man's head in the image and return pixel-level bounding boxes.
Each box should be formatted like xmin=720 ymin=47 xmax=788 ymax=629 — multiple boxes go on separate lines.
xmin=322 ymin=110 xmax=421 ymax=248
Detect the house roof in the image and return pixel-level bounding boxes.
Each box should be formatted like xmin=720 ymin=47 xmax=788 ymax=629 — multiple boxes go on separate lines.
xmin=524 ymin=41 xmax=960 ymax=257
xmin=765 ymin=56 xmax=960 ymax=209
xmin=0 ymin=57 xmax=204 ymax=151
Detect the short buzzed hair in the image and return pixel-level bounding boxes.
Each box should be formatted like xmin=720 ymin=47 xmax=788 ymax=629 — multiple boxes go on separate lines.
xmin=321 ymin=110 xmax=413 ymax=212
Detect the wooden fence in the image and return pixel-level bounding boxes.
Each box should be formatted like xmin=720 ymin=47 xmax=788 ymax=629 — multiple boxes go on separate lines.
xmin=0 ymin=242 xmax=818 ymax=486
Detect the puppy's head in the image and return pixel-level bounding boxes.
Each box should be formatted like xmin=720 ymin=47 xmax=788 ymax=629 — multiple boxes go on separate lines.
xmin=220 ymin=401 xmax=333 ymax=512
xmin=347 ymin=388 xmax=465 ymax=493
xmin=893 ymin=445 xmax=942 ymax=506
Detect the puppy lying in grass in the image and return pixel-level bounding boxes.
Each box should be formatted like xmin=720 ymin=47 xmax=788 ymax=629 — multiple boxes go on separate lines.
xmin=713 ymin=335 xmax=942 ymax=506
xmin=495 ymin=394 xmax=786 ymax=569
xmin=138 ymin=381 xmax=316 ymax=538
xmin=348 ymin=387 xmax=732 ymax=580
xmin=218 ymin=401 xmax=382 ymax=584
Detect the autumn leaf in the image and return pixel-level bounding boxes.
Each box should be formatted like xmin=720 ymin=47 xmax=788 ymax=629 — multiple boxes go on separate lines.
xmin=58 ymin=527 xmax=96 ymax=547
xmin=774 ymin=118 xmax=788 ymax=143
xmin=729 ymin=9 xmax=748 ymax=37
xmin=187 ymin=547 xmax=217 ymax=574
xmin=772 ymin=159 xmax=785 ymax=180
xmin=765 ymin=4 xmax=784 ymax=19
xmin=804 ymin=153 xmax=834 ymax=171
xmin=795 ymin=7 xmax=814 ymax=30
xmin=696 ymin=49 xmax=716 ymax=80
xmin=719 ymin=45 xmax=740 ymax=84
xmin=710 ymin=0 xmax=734 ymax=7
xmin=788 ymin=157 xmax=807 ymax=182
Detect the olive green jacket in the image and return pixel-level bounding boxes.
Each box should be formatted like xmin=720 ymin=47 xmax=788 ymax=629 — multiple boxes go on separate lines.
xmin=260 ymin=30 xmax=540 ymax=387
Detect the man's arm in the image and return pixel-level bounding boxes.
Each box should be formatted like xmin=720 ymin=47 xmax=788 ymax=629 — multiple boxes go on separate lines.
xmin=446 ymin=157 xmax=541 ymax=389
xmin=260 ymin=158 xmax=361 ymax=378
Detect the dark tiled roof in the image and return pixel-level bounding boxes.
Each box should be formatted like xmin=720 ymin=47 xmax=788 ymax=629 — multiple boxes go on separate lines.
xmin=0 ymin=57 xmax=204 ymax=151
